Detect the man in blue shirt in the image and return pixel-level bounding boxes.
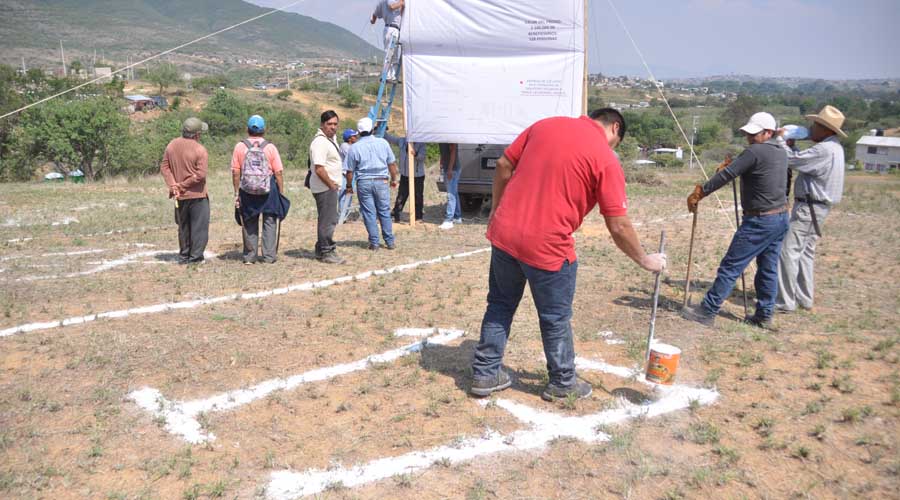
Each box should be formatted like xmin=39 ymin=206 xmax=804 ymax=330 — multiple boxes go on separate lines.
xmin=345 ymin=117 xmax=399 ymax=250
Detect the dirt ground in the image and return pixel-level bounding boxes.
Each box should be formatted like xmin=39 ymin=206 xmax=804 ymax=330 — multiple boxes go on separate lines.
xmin=1 ymin=167 xmax=898 ymax=499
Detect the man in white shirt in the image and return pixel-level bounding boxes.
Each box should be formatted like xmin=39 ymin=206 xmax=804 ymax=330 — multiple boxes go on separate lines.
xmin=309 ymin=110 xmax=345 ymax=264
xmin=370 ymin=0 xmax=404 ymax=81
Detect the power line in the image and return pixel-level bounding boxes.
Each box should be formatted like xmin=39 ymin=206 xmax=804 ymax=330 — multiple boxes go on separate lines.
xmin=604 ymin=0 xmax=736 ymax=232
xmin=1 ymin=0 xmax=307 ymax=121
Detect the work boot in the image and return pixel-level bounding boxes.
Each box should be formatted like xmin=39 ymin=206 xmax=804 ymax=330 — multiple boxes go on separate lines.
xmin=385 ymin=242 xmax=396 ymax=250
xmin=469 ymin=369 xmax=512 ymax=397
xmin=318 ymin=253 xmax=344 ymax=265
xmin=681 ymin=304 xmax=716 ymax=327
xmin=367 ymin=243 xmax=379 ymax=251
xmin=541 ymin=380 xmax=592 ymax=402
xmin=744 ymin=315 xmax=777 ymax=331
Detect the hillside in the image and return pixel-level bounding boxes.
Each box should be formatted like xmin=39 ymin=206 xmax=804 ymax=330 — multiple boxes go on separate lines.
xmin=0 ymin=0 xmax=380 ymax=70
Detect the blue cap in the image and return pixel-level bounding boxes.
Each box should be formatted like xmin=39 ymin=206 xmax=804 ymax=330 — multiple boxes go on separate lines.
xmin=247 ymin=115 xmax=265 ymax=133
xmin=342 ymin=128 xmax=358 ymax=142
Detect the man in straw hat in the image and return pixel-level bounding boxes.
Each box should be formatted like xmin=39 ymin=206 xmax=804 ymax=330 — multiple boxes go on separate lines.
xmin=774 ymin=105 xmax=847 ymax=313
xmin=682 ymin=112 xmax=790 ymax=329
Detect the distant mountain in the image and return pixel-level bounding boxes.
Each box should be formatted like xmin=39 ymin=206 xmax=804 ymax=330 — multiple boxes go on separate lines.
xmin=0 ymin=0 xmax=380 ymax=70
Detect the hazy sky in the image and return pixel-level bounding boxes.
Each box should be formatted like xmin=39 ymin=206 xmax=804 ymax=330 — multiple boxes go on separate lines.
xmin=249 ymin=0 xmax=900 ymax=79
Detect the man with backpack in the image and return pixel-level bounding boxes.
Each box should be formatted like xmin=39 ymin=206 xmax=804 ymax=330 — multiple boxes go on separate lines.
xmin=309 ymin=110 xmax=345 ymax=264
xmin=231 ymin=115 xmax=288 ymax=264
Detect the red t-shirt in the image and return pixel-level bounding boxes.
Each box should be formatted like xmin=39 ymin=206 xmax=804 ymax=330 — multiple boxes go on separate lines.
xmin=486 ymin=116 xmax=628 ymax=271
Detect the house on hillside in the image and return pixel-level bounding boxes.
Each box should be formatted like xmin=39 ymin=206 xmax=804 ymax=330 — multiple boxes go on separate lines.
xmin=856 ymin=133 xmax=900 ymax=172
xmin=125 ymin=95 xmax=155 ymax=112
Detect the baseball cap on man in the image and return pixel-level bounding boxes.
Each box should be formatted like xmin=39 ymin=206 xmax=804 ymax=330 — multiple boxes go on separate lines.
xmin=182 ymin=117 xmax=208 ymax=134
xmin=357 ymin=117 xmax=374 ymax=134
xmin=739 ymin=112 xmax=777 ymax=135
xmin=247 ymin=115 xmax=266 ymax=134
xmin=342 ymin=128 xmax=358 ymax=142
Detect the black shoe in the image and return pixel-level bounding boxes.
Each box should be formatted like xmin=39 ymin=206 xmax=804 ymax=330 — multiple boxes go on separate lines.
xmin=367 ymin=244 xmax=379 ymax=251
xmin=744 ymin=315 xmax=777 ymax=331
xmin=392 ymin=212 xmax=401 ymax=222
xmin=681 ymin=304 xmax=716 ymax=327
xmin=541 ymin=380 xmax=592 ymax=402
xmin=470 ymin=370 xmax=512 ymax=397
xmin=318 ymin=253 xmax=345 ymax=264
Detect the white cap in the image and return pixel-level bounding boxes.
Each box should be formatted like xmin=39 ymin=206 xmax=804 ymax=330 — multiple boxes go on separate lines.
xmin=739 ymin=112 xmax=777 ymax=135
xmin=357 ymin=117 xmax=374 ymax=134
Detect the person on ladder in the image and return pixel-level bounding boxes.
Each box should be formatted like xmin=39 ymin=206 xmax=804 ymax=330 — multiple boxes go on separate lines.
xmin=370 ymin=0 xmax=404 ymax=82
xmin=682 ymin=112 xmax=790 ymax=329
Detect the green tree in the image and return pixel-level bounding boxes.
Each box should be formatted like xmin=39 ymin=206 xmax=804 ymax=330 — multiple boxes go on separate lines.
xmin=338 ymin=83 xmax=361 ymax=108
xmin=12 ymin=97 xmax=129 ymax=180
xmin=145 ymin=63 xmax=181 ymax=96
xmin=200 ymin=90 xmax=250 ymax=135
xmin=722 ymin=94 xmax=763 ymax=133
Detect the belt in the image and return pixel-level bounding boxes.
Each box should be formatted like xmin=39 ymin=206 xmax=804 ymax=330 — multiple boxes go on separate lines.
xmin=387 ymin=23 xmax=400 ymax=29
xmin=795 ymin=198 xmax=823 ymax=236
xmin=743 ymin=205 xmax=787 ymax=217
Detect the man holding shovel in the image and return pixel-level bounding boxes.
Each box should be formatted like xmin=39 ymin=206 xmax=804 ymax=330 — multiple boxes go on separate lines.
xmin=468 ymin=108 xmax=667 ymax=402
xmin=682 ymin=112 xmax=789 ymax=329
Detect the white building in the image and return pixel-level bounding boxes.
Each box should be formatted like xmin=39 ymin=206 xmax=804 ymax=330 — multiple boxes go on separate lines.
xmin=856 ymin=134 xmax=900 ymax=172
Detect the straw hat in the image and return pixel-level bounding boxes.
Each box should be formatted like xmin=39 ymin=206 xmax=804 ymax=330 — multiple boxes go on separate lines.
xmin=806 ymin=105 xmax=847 ymax=138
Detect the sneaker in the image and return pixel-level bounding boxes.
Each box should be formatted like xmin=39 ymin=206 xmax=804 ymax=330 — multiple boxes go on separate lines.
xmin=367 ymin=244 xmax=379 ymax=251
xmin=243 ymin=260 xmax=254 ymax=265
xmin=439 ymin=221 xmax=454 ymax=230
xmin=469 ymin=370 xmax=512 ymax=397
xmin=318 ymin=253 xmax=345 ymax=265
xmin=744 ymin=315 xmax=777 ymax=331
xmin=681 ymin=304 xmax=716 ymax=327
xmin=454 ymin=217 xmax=463 ymax=224
xmin=541 ymin=380 xmax=592 ymax=402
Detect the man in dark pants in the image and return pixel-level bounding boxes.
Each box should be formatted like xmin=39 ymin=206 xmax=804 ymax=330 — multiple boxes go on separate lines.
xmin=309 ymin=110 xmax=345 ymax=264
xmin=160 ymin=117 xmax=210 ymax=264
xmin=682 ymin=112 xmax=790 ymax=329
xmin=469 ymin=109 xmax=667 ymax=402
xmin=231 ymin=115 xmax=288 ymax=264
xmin=385 ymin=132 xmax=425 ymax=222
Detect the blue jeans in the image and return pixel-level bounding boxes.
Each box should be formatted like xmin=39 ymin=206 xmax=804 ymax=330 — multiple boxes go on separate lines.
xmin=702 ymin=211 xmax=790 ymax=319
xmin=337 ymin=175 xmax=355 ymax=225
xmin=444 ymin=169 xmax=462 ymax=222
xmin=356 ymin=178 xmax=395 ymax=247
xmin=472 ymin=246 xmax=578 ymax=387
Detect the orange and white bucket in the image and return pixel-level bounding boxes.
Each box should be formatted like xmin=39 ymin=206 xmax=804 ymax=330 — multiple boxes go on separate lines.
xmin=645 ymin=343 xmax=681 ymax=385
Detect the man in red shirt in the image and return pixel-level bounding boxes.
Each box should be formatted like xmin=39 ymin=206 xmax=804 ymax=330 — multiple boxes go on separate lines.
xmin=470 ymin=108 xmax=667 ymax=401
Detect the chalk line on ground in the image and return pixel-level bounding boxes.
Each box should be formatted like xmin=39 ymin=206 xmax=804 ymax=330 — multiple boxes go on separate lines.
xmin=128 ymin=328 xmax=466 ymax=444
xmin=12 ymin=249 xmax=216 ymax=282
xmin=265 ymin=357 xmax=718 ymax=499
xmin=0 ymin=248 xmax=490 ymax=338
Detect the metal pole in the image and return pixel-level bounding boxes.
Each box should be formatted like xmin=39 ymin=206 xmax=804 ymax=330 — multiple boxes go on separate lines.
xmin=59 ymin=40 xmax=67 ymax=76
xmin=682 ymin=211 xmax=698 ymax=308
xmin=689 ymin=115 xmax=698 ymax=170
xmin=645 ymin=230 xmax=666 ymax=363
xmin=732 ymin=180 xmax=749 ymax=318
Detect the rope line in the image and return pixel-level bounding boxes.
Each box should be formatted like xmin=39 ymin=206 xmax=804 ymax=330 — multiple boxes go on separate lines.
xmin=0 ymin=0 xmax=307 ymax=121
xmin=604 ymin=0 xmax=736 ymax=232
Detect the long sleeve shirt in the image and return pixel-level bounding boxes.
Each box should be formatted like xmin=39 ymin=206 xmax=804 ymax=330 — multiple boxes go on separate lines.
xmin=160 ymin=137 xmax=209 ymax=200
xmin=701 ymin=139 xmax=788 ymax=213
xmin=384 ymin=133 xmax=426 ymax=177
xmin=776 ymin=135 xmax=844 ymax=205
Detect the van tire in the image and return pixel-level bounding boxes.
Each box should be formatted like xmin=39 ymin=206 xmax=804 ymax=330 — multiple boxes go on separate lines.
xmin=461 ymin=194 xmax=483 ymax=213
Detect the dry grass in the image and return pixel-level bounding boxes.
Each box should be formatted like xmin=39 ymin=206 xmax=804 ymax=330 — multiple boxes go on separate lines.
xmin=0 ymin=171 xmax=898 ymax=499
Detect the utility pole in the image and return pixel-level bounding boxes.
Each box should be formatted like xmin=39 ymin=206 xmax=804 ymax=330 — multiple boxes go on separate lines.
xmin=21 ymin=57 xmax=26 ymax=74
xmin=689 ymin=115 xmax=699 ymax=170
xmin=347 ymin=61 xmax=351 ymax=87
xmin=59 ymin=40 xmax=67 ymax=76
xmin=286 ymin=69 xmax=291 ymax=89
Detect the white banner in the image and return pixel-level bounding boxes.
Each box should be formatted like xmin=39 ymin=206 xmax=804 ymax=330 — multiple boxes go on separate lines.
xmin=401 ymin=0 xmax=586 ymax=145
